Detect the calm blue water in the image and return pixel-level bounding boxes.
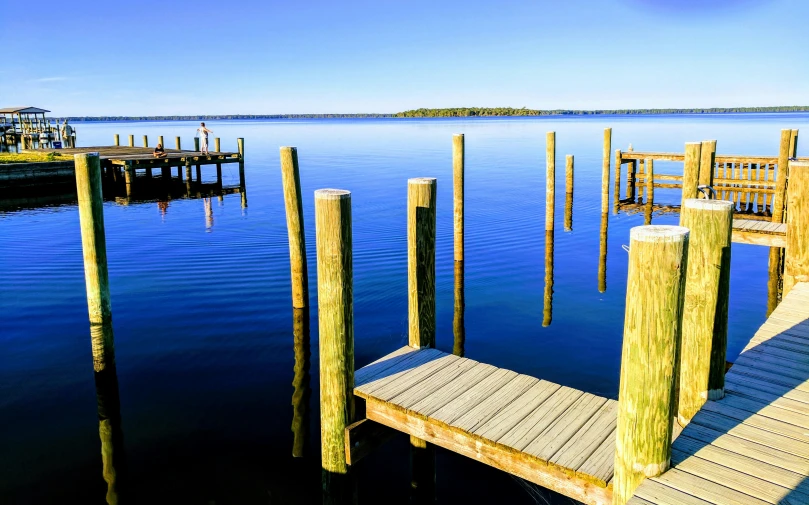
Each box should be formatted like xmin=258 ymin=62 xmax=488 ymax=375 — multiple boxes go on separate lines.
xmin=1 ymin=114 xmax=807 ymax=504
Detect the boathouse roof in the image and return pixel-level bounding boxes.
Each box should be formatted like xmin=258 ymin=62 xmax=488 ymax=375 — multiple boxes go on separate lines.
xmin=0 ymin=107 xmax=51 ymax=114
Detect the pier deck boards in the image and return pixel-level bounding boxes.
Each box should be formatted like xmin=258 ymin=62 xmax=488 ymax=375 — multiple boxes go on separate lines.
xmin=354 ymin=348 xmax=618 ymax=505
xmin=27 ymin=146 xmax=240 ymax=168
xmin=629 ymin=282 xmax=809 ymax=505
xmin=731 ymin=218 xmax=787 ymax=247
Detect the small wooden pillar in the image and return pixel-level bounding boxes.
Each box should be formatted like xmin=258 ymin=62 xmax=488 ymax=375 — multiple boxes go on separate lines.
xmin=598 ymin=212 xmax=608 ymax=293
xmin=407 ymin=177 xmax=437 ymax=502
xmin=626 ymin=160 xmax=636 ymax=201
xmin=453 ymin=134 xmax=464 ymax=262
xmin=238 ymin=138 xmax=247 ymax=208
xmin=74 ymin=152 xmax=127 ymax=502
xmin=128 ymin=135 xmax=134 ymax=147
xmin=699 ymin=140 xmax=717 ymax=187
xmin=194 ymin=137 xmax=200 ymax=152
xmin=281 ymin=147 xmax=309 ymax=309
xmin=142 ymin=135 xmax=148 ymax=148
xmin=113 ymin=134 xmax=120 ymax=146
xmin=790 ymin=129 xmax=799 ymax=157
xmin=613 ymin=149 xmax=622 ymax=214
xmin=157 ymin=135 xmax=163 ymax=148
xmin=644 ymin=159 xmax=655 ymax=225
xmin=292 ymin=306 xmax=311 ymax=458
xmin=681 ymin=142 xmax=702 ymax=210
xmin=772 ymin=129 xmax=792 ymax=223
xmin=175 ymin=136 xmax=181 ymax=150
xmin=124 ymin=165 xmax=135 ymax=197
xmin=564 ymin=154 xmax=574 ymax=232
xmin=784 ymin=161 xmax=809 ymax=296
xmin=185 ymin=162 xmax=193 ymax=193
xmin=678 ymin=199 xmax=733 ymax=426
xmin=602 ymin=128 xmax=611 ymax=214
xmin=315 ymin=189 xmax=356 ymax=505
xmin=214 ymin=137 xmax=221 ymax=153
xmin=453 ymin=260 xmax=465 ymax=357
xmin=614 ymin=225 xmax=689 ymax=505
xmin=546 ymin=132 xmax=556 ymax=232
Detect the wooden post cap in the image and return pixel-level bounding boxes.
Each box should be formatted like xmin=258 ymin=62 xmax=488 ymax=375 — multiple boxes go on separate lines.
xmin=408 ymin=177 xmax=436 ymax=185
xmin=630 ymin=225 xmax=689 ymax=243
xmin=315 ymin=188 xmax=351 ymax=200
xmin=682 ymin=199 xmax=734 ymax=212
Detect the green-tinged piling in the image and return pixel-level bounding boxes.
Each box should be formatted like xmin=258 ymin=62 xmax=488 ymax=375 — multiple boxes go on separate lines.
xmin=281 ymin=147 xmax=309 ymax=309
xmin=546 ymin=132 xmax=556 ymax=232
xmin=681 ymin=142 xmax=702 ymax=210
xmin=784 ymin=161 xmax=809 ymax=296
xmin=453 ymin=134 xmax=464 ymax=262
xmin=602 ymin=128 xmax=611 ymax=214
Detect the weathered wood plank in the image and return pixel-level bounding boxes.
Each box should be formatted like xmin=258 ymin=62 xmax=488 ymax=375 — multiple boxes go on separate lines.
xmin=551 ymin=400 xmax=617 ymax=476
xmin=344 ymin=418 xmax=399 ymax=466
xmin=450 ymin=374 xmax=539 ymax=432
xmin=725 ymin=373 xmax=809 ymax=405
xmin=355 ymin=348 xmax=439 ymax=389
xmin=700 ymin=401 xmax=809 ymax=441
xmin=365 ymin=354 xmax=460 ymax=401
xmin=429 ymin=368 xmax=519 ymax=425
xmin=654 ymin=468 xmax=770 ymax=505
xmin=473 ymin=380 xmax=561 ymax=441
xmin=498 ymin=386 xmax=584 ymax=450
xmin=407 ymin=362 xmax=499 ymax=416
xmin=388 ymin=357 xmax=479 ymax=408
xmin=523 ymin=393 xmax=608 ymax=462
xmin=632 ymin=479 xmax=712 ymax=505
xmin=577 ymin=427 xmax=617 ymax=485
xmin=690 ymin=410 xmax=809 ymax=458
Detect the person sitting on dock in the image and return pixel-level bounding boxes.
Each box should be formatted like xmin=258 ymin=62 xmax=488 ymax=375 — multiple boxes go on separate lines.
xmin=197 ymin=122 xmax=213 ymax=155
xmin=153 ymin=143 xmax=167 ymax=158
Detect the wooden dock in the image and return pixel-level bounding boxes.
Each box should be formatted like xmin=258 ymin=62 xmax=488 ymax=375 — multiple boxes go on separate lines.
xmin=731 ymin=219 xmax=787 ymax=247
xmin=355 ymin=347 xmax=618 ymax=504
xmin=32 ymin=145 xmax=241 ymax=169
xmin=629 ymin=281 xmax=809 ymax=505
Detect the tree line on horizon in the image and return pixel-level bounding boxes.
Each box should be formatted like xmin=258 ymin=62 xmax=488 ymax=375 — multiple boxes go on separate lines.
xmin=50 ymin=106 xmax=809 ymax=121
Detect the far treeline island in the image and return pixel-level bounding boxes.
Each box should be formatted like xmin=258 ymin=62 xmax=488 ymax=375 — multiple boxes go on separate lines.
xmin=54 ymin=105 xmax=809 ymax=121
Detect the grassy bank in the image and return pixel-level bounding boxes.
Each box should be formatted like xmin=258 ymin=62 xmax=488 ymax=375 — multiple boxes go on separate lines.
xmin=0 ymin=153 xmax=73 ymax=164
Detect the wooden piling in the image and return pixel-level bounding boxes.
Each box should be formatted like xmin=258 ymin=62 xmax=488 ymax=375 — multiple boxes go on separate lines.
xmin=194 ymin=137 xmax=200 ymax=152
xmin=175 ymin=137 xmax=181 ymax=150
xmin=564 ymin=154 xmax=574 ymax=232
xmin=128 ymin=135 xmax=134 ymax=147
xmin=699 ymin=140 xmax=717 ymax=187
xmin=113 ymin=134 xmax=119 ymax=146
xmin=292 ymin=306 xmax=311 ymax=458
xmin=238 ymin=138 xmax=247 ymax=208
xmin=453 ymin=261 xmax=465 ymax=357
xmin=614 ymin=225 xmax=689 ymax=505
xmin=626 ymin=160 xmax=636 ymax=201
xmin=545 ymin=132 xmax=555 ymax=232
xmin=158 ymin=135 xmax=163 ymax=148
xmin=602 ymin=128 xmax=611 ymax=214
xmin=772 ymin=129 xmax=792 ymax=223
xmin=598 ymin=212 xmax=608 ymax=293
xmin=644 ymin=160 xmax=655 ymax=225
xmin=613 ymin=149 xmax=622 ymax=214
xmin=678 ymin=199 xmax=733 ymax=426
xmin=784 ymin=161 xmax=809 ymax=296
xmin=790 ymin=129 xmax=799 ymax=157
xmin=315 ymin=189 xmax=356 ymax=505
xmin=681 ymin=142 xmax=702 ymax=209
xmin=408 ymin=177 xmax=437 ymax=349
xmin=215 ymin=137 xmax=221 ymax=153
xmin=543 ymin=231 xmax=554 ymax=327
xmin=142 ymin=135 xmax=148 ymax=148
xmin=453 ymin=134 xmax=464 ymax=262
xmin=281 ymin=147 xmax=310 ymax=309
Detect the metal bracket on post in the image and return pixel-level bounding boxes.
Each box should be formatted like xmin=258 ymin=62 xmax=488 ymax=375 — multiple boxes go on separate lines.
xmin=697 ymin=185 xmax=716 ymax=199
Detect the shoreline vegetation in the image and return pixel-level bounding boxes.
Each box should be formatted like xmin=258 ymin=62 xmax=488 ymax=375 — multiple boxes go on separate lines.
xmin=0 ymin=152 xmax=72 ymax=164
xmin=52 ymin=106 xmax=809 ymax=121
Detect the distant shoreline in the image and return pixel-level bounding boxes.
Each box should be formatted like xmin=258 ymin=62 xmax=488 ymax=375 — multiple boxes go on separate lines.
xmin=52 ymin=106 xmax=809 ymax=122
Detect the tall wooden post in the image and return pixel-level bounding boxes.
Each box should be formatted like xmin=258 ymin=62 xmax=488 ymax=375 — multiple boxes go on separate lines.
xmin=790 ymin=129 xmax=799 ymax=157
xmin=614 ymin=225 xmax=689 ymax=505
xmin=644 ymin=160 xmax=655 ymax=225
xmin=75 ymin=152 xmax=128 ymax=502
xmin=784 ymin=161 xmax=809 ymax=296
xmin=564 ymin=154 xmax=574 ymax=232
xmin=194 ymin=137 xmax=200 ymax=152
xmin=453 ymin=134 xmax=464 ymax=262
xmin=214 ymin=137 xmax=221 ymax=153
xmin=678 ymin=199 xmax=733 ymax=426
xmin=128 ymin=135 xmax=134 ymax=147
xmin=699 ymin=140 xmax=717 ymax=187
xmin=281 ymin=147 xmax=309 ymax=309
xmin=602 ymin=128 xmax=612 ymax=214
xmin=175 ymin=136 xmax=181 ymax=150
xmin=453 ymin=261 xmax=465 ymax=357
xmin=545 ymin=132 xmax=555 ymax=232
xmin=113 ymin=134 xmax=119 ymax=146
xmin=407 ymin=177 xmax=436 ymax=502
xmin=238 ymin=138 xmax=247 ymax=208
xmin=773 ymin=129 xmax=792 ymax=223
xmin=142 ymin=135 xmax=148 ymax=148
xmin=613 ymin=149 xmax=622 ymax=214
xmin=626 ymin=161 xmax=636 ymax=201
xmin=315 ymin=189 xmax=356 ymax=505
xmin=681 ymin=142 xmax=702 ymax=210
xmin=292 ymin=306 xmax=311 ymax=458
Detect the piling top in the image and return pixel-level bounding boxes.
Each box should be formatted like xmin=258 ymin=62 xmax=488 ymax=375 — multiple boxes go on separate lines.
xmin=789 ymin=160 xmax=809 ymax=168
xmin=685 ymin=141 xmax=702 ymax=146
xmin=683 ymin=199 xmax=734 ymax=211
xmin=453 ymin=133 xmax=464 ymax=138
xmin=630 ymin=225 xmax=689 ymax=243
xmin=75 ymin=152 xmax=100 ymax=160
xmin=280 ymin=146 xmax=297 ymax=152
xmin=315 ymin=188 xmax=351 ymax=200
xmin=408 ymin=177 xmax=437 ymax=185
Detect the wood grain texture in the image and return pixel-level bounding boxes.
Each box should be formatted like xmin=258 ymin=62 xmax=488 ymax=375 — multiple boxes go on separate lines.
xmin=602 ymin=128 xmax=611 ymax=214
xmin=644 ymin=159 xmax=654 ymax=225
xmin=614 ymin=149 xmax=622 ymax=214
xmin=565 ymin=154 xmax=574 ymax=232
xmin=681 ymin=142 xmax=702 ymax=208
xmin=408 ymin=177 xmax=437 ymax=348
xmin=546 ymin=131 xmax=556 ymax=231
xmin=453 ymin=260 xmax=465 ymax=357
xmin=698 ymin=140 xmax=716 ymax=187
xmin=280 ymin=147 xmax=310 ymax=308
xmin=678 ymin=199 xmax=733 ymax=425
xmin=113 ymin=134 xmax=119 ymax=146
xmin=614 ymin=225 xmax=689 ymax=505
xmin=543 ymin=230 xmax=554 ymax=327
xmin=128 ymin=134 xmax=134 ymax=147
xmin=314 ymin=189 xmax=355 ymax=477
xmin=453 ymin=133 xmax=464 ymax=261
xmin=598 ymin=212 xmax=608 ymax=293
xmin=784 ymin=161 xmax=809 ymax=295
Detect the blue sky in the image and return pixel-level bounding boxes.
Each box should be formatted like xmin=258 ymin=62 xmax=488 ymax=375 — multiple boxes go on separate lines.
xmin=9 ymin=0 xmax=809 ymax=115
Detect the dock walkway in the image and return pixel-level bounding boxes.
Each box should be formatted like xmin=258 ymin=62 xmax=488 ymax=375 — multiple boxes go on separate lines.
xmin=33 ymin=145 xmax=240 ymax=168
xmin=731 ymin=218 xmax=787 ymax=247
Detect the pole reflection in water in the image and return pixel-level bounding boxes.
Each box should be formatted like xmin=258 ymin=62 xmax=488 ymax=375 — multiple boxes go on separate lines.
xmin=767 ymin=248 xmax=784 ymax=316
xmin=598 ymin=212 xmax=608 ymax=293
xmin=543 ymin=230 xmax=554 ymax=327
xmin=291 ymin=306 xmax=311 ymax=458
xmin=644 ymin=159 xmax=654 ymax=226
xmin=204 ymin=197 xmax=214 ymax=231
xmin=564 ymin=190 xmax=573 ymax=232
xmin=453 ymin=261 xmax=465 ymax=357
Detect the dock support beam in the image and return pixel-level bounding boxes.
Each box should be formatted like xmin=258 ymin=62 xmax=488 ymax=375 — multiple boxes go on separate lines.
xmin=175 ymin=137 xmax=181 ymax=151
xmin=281 ymin=147 xmax=309 ymax=309
xmin=614 ymin=225 xmax=689 ymax=505
xmin=699 ymin=140 xmax=717 ymax=187
xmin=142 ymin=135 xmax=148 ymax=148
xmin=453 ymin=134 xmax=466 ymax=357
xmin=784 ymin=161 xmax=809 ymax=296
xmin=194 ymin=137 xmax=200 ymax=152
xmin=315 ymin=189 xmax=356 ymax=505
xmin=114 ymin=134 xmax=119 ymax=146
xmin=772 ymin=129 xmax=792 ymax=223
xmin=407 ymin=177 xmax=437 ymax=502
xmin=644 ymin=159 xmax=655 ymax=225
xmin=678 ymin=199 xmax=733 ymax=426
xmin=681 ymin=142 xmax=702 ymax=209
xmin=128 ymin=135 xmax=134 ymax=147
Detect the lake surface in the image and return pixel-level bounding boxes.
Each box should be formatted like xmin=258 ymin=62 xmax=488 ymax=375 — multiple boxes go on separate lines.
xmin=1 ymin=114 xmax=807 ymax=504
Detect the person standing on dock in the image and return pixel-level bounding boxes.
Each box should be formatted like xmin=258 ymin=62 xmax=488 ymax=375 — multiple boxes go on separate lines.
xmin=60 ymin=120 xmax=74 ymax=148
xmin=196 ymin=122 xmax=213 ymax=155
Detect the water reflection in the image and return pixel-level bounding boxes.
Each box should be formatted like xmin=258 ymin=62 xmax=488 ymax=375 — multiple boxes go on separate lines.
xmin=291 ymin=307 xmax=311 ymax=458
xmin=598 ymin=212 xmax=608 ymax=293
xmin=453 ymin=261 xmax=465 ymax=357
xmin=543 ymin=231 xmax=554 ymax=327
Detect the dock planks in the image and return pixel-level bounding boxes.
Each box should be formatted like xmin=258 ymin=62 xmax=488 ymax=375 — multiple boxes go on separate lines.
xmin=732 ymin=218 xmax=787 ymax=247
xmin=629 ymin=282 xmax=809 ymax=505
xmin=354 ymin=349 xmax=618 ymax=505
xmin=29 ymin=146 xmax=240 ymax=167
